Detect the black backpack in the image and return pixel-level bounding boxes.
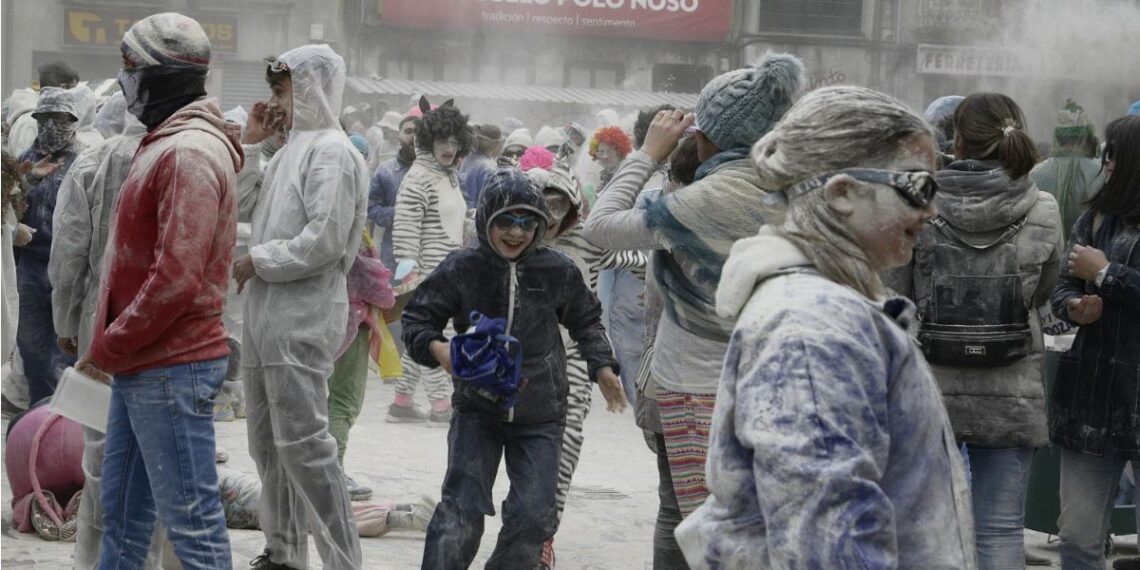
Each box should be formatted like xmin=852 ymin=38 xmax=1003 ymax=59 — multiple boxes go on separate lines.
xmin=918 ymin=216 xmax=1034 ymax=367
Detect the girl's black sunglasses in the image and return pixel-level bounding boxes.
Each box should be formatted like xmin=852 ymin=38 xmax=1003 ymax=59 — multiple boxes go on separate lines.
xmin=786 ymin=168 xmax=939 ymax=209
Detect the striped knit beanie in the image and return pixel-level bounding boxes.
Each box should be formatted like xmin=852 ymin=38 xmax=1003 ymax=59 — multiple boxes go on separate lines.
xmin=695 ymin=53 xmax=804 ymax=151
xmin=121 ymin=13 xmax=211 ymax=69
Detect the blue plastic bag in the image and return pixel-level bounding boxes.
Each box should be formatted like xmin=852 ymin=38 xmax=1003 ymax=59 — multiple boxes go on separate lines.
xmin=450 ymin=312 xmax=523 ymax=410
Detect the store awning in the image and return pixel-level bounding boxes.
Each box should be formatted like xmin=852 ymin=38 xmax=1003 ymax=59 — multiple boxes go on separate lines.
xmin=346 ymin=77 xmax=699 ymax=109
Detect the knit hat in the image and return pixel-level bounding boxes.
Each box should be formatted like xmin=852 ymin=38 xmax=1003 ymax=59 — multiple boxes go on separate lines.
xmin=121 ymin=13 xmax=211 ymax=69
xmin=349 ymin=133 xmax=370 ymax=157
xmin=1129 ymin=100 xmax=1140 ymax=116
xmin=502 ymin=128 xmax=533 ymax=152
xmin=1054 ymin=99 xmax=1095 ymax=141
xmin=694 ymin=53 xmax=803 ymax=151
xmin=519 ymin=146 xmax=554 ymax=172
xmin=533 ymin=126 xmax=563 ymax=150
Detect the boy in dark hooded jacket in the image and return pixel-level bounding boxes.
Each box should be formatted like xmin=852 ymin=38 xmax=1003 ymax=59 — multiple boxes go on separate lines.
xmin=403 ymin=168 xmax=625 ymax=569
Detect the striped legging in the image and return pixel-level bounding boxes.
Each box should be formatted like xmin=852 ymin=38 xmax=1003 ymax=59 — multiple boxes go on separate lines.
xmin=657 ymin=388 xmax=717 ymax=517
xmin=394 ymin=324 xmax=454 ymax=402
xmin=395 ymin=354 xmax=453 ymax=402
xmin=554 ymin=342 xmax=592 ymax=520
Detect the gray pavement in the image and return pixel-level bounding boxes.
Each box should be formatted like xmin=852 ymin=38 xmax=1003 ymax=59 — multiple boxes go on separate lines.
xmin=3 ymin=374 xmax=1138 ymax=568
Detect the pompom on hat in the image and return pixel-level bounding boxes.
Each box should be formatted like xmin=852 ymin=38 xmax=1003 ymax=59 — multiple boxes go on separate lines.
xmin=694 ymin=52 xmax=804 ymax=151
xmin=121 ymin=13 xmax=211 ymax=69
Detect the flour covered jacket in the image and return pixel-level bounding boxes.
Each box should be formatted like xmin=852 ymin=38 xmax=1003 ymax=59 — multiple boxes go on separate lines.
xmin=675 ymin=229 xmax=976 ymax=570
xmin=87 ymin=97 xmax=242 ymax=374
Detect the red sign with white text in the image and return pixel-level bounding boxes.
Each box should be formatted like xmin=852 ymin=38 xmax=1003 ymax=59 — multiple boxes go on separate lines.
xmin=379 ymin=0 xmax=733 ymax=42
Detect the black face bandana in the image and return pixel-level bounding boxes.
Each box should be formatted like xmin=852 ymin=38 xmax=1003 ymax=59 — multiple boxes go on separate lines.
xmin=118 ymin=66 xmax=208 ymax=130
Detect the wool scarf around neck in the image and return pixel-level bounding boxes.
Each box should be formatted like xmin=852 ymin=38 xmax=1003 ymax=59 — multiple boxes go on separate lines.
xmin=646 ymin=147 xmax=770 ymax=342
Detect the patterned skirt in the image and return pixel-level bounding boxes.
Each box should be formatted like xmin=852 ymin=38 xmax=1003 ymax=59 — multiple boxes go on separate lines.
xmin=657 ymin=388 xmax=717 ymax=517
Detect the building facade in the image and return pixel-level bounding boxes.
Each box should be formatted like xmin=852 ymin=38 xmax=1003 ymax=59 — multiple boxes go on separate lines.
xmin=2 ymin=0 xmax=348 ymax=113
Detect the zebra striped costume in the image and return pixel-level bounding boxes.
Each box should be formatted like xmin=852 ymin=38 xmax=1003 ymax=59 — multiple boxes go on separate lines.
xmin=548 ymin=228 xmax=645 ymax=520
xmin=392 ymin=152 xmax=468 ymax=402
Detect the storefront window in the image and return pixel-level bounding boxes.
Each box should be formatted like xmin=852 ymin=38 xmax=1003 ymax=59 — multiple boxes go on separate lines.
xmin=564 ymin=61 xmax=625 ymax=89
xmin=758 ymin=0 xmax=864 ymax=35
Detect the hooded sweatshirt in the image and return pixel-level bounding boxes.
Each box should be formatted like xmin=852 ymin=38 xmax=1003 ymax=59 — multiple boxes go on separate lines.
xmin=402 ymin=169 xmax=618 ymax=424
xmin=675 ymin=228 xmax=976 ymax=570
xmin=87 ymin=97 xmax=242 ymax=374
xmin=906 ymin=160 xmax=1063 ymax=448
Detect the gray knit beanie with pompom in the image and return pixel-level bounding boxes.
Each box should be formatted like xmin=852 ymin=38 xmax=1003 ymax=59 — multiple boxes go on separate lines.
xmin=695 ymin=53 xmax=804 ymax=151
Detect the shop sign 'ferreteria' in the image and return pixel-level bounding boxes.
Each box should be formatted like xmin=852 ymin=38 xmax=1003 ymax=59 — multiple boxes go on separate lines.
xmin=916 ymin=44 xmax=1042 ymax=78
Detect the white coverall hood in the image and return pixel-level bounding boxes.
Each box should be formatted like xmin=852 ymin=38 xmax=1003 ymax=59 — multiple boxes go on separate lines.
xmin=279 ymin=44 xmax=346 ymax=132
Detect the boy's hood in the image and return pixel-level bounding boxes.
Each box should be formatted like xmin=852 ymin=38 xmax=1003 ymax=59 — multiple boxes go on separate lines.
xmin=476 ymin=168 xmax=550 ymax=260
xmin=146 ymin=97 xmax=244 ymax=174
xmin=279 ymin=44 xmax=345 ymax=132
xmin=715 ymin=226 xmax=810 ymax=320
xmin=935 ymin=159 xmax=1037 ymax=233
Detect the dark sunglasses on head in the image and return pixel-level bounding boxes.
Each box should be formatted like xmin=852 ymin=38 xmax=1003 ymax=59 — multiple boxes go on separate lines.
xmin=493 ymin=213 xmax=540 ymax=232
xmin=787 ymin=168 xmax=939 ymax=209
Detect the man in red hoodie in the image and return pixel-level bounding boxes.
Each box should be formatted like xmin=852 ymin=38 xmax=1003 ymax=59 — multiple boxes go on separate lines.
xmin=75 ymin=12 xmax=242 ymax=570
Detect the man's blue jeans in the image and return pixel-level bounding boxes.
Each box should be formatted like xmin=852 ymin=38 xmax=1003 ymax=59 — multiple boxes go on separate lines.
xmin=1058 ymin=448 xmax=1137 ymax=569
xmin=422 ymin=405 xmax=564 ymax=570
xmin=98 ymin=358 xmax=231 ymax=570
xmin=963 ymin=445 xmax=1034 ymax=570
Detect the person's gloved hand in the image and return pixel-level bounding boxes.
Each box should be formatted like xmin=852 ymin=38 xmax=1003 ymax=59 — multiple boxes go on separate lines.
xmin=596 ymin=366 xmax=627 ymax=413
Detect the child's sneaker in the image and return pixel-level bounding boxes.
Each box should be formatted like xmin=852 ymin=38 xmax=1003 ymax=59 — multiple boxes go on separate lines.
xmin=428 ymin=407 xmax=452 ymax=426
xmin=386 ymin=403 xmax=428 ymax=423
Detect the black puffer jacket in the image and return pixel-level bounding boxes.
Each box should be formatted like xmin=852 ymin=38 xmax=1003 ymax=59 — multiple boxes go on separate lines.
xmin=1051 ymin=211 xmax=1140 ymax=457
xmin=402 ymin=168 xmax=618 ymax=424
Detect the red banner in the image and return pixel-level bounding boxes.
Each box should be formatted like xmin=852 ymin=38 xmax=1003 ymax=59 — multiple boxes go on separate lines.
xmin=379 ymin=0 xmax=733 ymax=42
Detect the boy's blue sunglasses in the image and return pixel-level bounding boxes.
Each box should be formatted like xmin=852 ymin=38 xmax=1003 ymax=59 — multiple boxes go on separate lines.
xmin=493 ymin=213 xmax=540 ymax=231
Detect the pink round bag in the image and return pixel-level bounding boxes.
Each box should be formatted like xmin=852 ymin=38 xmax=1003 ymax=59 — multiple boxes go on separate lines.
xmin=5 ymin=404 xmax=86 ymax=540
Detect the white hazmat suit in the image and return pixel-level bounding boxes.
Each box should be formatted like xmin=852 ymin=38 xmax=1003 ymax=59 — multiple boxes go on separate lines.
xmin=239 ymin=44 xmax=366 ymax=570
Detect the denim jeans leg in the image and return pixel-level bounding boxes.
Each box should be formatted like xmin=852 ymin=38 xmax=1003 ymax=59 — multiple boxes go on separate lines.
xmin=114 ymin=359 xmax=232 ymax=570
xmin=485 ymin=420 xmax=564 ymax=570
xmin=422 ymin=408 xmax=503 ymax=570
xmin=15 ymin=276 xmax=72 ymax=405
xmin=966 ymin=445 xmax=1034 ymax=570
xmin=99 ymin=380 xmax=160 ymax=569
xmin=1058 ymin=448 xmax=1126 ymax=569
